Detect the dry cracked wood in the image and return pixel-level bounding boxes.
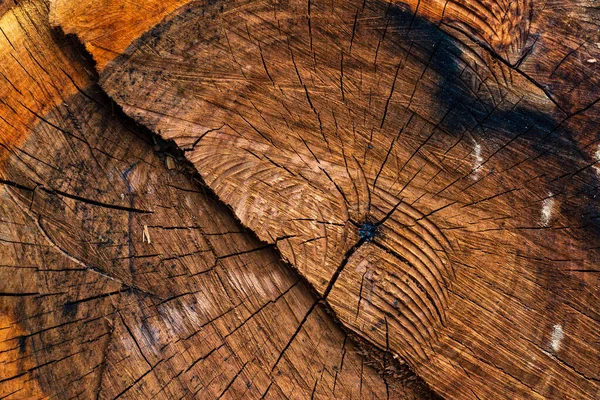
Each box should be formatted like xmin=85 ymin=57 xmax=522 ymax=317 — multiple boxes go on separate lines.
xmin=394 ymin=0 xmax=600 ymax=114
xmin=52 ymin=0 xmax=600 ymax=113
xmin=0 ymin=1 xmax=439 ymax=398
xmin=49 ymin=0 xmax=600 ymax=399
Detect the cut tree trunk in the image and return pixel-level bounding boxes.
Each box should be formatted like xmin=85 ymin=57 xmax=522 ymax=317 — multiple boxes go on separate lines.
xmin=1 ymin=0 xmax=599 ymax=399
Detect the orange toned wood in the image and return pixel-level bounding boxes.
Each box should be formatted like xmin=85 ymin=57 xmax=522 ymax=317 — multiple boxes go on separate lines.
xmin=0 ymin=0 xmax=90 ymax=165
xmin=50 ymin=0 xmax=191 ymax=72
xmin=0 ymin=312 xmax=46 ymax=399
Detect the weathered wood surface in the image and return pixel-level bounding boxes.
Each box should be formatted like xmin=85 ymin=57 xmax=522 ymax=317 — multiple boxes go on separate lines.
xmin=52 ymin=0 xmax=600 ymax=114
xmin=0 ymin=1 xmax=437 ymax=398
xmin=49 ymin=0 xmax=600 ymax=398
xmin=0 ymin=0 xmax=599 ymax=398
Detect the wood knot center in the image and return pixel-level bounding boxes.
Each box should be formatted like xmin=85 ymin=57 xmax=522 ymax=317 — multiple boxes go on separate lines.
xmin=358 ymin=222 xmax=379 ymax=241
xmin=329 ymin=201 xmax=455 ymax=365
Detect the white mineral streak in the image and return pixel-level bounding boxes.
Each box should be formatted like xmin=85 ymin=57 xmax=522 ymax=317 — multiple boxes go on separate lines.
xmin=541 ymin=194 xmax=555 ymax=227
xmin=472 ymin=141 xmax=483 ymax=180
xmin=550 ymin=324 xmax=564 ymax=353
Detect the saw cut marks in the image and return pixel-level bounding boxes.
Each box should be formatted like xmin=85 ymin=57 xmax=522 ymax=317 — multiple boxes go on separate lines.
xmin=47 ymin=0 xmax=600 ymax=398
xmin=99 ymin=0 xmax=468 ymax=366
xmin=0 ymin=1 xmax=438 ymax=398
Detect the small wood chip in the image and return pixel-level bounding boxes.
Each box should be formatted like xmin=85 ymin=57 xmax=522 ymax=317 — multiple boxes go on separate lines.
xmin=165 ymin=155 xmax=175 ymax=169
xmin=142 ymin=225 xmax=151 ymax=244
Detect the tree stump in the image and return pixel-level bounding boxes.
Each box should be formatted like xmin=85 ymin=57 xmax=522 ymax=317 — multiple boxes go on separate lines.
xmin=1 ymin=0 xmax=599 ymax=398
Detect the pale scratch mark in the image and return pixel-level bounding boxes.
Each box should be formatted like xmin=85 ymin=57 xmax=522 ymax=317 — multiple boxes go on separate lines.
xmin=550 ymin=324 xmax=564 ymax=353
xmin=540 ymin=193 xmax=555 ymax=227
xmin=472 ymin=141 xmax=483 ymax=180
xmin=593 ymin=144 xmax=600 ymax=178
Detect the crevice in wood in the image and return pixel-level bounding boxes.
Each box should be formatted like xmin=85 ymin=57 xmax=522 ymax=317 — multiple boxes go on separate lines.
xmin=61 ymin=67 xmax=445 ymax=400
xmin=43 ymin=66 xmax=443 ymax=398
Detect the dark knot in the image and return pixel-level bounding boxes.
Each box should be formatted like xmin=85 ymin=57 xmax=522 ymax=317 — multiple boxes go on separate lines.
xmin=359 ymin=222 xmax=379 ymax=242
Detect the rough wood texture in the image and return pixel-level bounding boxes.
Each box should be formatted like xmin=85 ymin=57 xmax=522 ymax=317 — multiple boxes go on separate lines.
xmin=1 ymin=0 xmax=599 ymax=398
xmin=51 ymin=0 xmax=600 ymax=398
xmin=0 ymin=1 xmax=437 ymax=398
xmin=52 ymin=0 xmax=600 ymax=113
xmin=397 ymin=0 xmax=600 ymax=114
